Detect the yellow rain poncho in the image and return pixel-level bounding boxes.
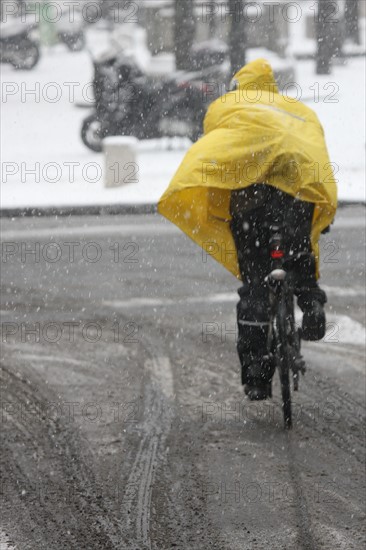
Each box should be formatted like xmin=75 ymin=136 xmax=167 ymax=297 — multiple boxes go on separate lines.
xmin=158 ymin=58 xmax=338 ymax=280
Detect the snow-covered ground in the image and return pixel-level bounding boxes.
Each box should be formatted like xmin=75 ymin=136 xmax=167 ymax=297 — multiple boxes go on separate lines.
xmin=1 ymin=28 xmax=365 ymax=210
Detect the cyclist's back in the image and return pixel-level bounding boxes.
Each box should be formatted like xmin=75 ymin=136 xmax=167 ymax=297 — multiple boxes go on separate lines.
xmin=159 ymin=58 xmax=337 ymax=280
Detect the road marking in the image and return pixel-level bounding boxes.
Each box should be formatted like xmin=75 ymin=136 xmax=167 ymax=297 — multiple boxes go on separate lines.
xmin=0 ymin=223 xmax=179 ymax=240
xmin=332 ymin=217 xmax=365 ymax=229
xmin=1 ymin=214 xmax=364 ymax=241
xmin=322 ymin=285 xmax=365 ymax=297
xmin=104 ymin=293 xmax=237 ymax=309
xmin=105 ymin=288 xmax=366 ymax=309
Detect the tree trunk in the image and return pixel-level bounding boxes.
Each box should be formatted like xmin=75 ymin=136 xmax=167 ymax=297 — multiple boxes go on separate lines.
xmin=316 ymin=0 xmax=337 ymax=75
xmin=208 ymin=10 xmax=216 ymax=38
xmin=229 ymin=0 xmax=247 ymax=75
xmin=174 ymin=0 xmax=195 ymax=70
xmin=345 ymin=0 xmax=360 ymax=44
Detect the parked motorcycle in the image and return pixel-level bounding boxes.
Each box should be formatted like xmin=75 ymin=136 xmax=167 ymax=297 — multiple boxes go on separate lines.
xmin=81 ymin=52 xmax=210 ymax=152
xmin=0 ymin=18 xmax=40 ymax=70
xmin=80 ymin=34 xmax=298 ymax=152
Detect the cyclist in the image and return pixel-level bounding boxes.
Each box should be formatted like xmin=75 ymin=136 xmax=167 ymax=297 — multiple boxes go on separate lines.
xmin=158 ymin=59 xmax=337 ymax=400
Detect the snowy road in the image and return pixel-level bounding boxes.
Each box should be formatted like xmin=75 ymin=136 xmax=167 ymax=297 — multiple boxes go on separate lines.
xmin=1 ymin=207 xmax=365 ymax=549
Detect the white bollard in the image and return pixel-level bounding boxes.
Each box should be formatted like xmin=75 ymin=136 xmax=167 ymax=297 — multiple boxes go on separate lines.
xmin=103 ymin=136 xmax=139 ymax=189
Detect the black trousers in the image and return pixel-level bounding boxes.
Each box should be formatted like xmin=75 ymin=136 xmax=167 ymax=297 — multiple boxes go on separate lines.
xmin=230 ymin=185 xmax=326 ymax=381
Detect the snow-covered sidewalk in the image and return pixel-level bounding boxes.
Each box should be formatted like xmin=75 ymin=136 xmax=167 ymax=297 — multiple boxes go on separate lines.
xmin=1 ymin=40 xmax=365 ymax=211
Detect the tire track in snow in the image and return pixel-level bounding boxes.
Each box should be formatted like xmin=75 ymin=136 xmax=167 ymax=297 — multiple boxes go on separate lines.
xmin=122 ymin=356 xmax=174 ymax=549
xmin=284 ymin=434 xmax=317 ymax=550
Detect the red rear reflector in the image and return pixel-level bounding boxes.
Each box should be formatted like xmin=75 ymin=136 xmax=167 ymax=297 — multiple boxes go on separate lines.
xmin=271 ymin=250 xmax=284 ymax=259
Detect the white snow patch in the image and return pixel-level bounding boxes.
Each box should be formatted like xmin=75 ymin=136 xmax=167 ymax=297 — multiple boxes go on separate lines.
xmin=295 ymin=310 xmax=366 ymax=347
xmin=145 ymin=356 xmax=174 ymax=399
xmin=0 ymin=531 xmax=16 ymax=550
xmin=105 ymin=293 xmax=366 ymax=347
xmin=315 ymin=523 xmax=362 ymax=550
xmin=327 ymin=313 xmax=366 ymax=347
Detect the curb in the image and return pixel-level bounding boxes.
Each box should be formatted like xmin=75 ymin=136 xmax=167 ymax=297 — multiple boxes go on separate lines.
xmin=0 ymin=204 xmax=158 ymax=218
xmin=0 ymin=201 xmax=364 ymax=219
xmin=295 ymin=52 xmax=366 ymax=60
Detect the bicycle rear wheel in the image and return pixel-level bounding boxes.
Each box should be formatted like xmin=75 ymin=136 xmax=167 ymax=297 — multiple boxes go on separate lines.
xmin=276 ymin=299 xmax=292 ymax=429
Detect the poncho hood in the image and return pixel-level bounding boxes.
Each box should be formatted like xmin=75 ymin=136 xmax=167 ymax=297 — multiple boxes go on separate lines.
xmin=231 ymin=58 xmax=279 ymax=94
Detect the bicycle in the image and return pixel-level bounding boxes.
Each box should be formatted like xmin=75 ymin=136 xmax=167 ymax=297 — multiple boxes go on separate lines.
xmin=265 ymin=225 xmax=306 ymax=429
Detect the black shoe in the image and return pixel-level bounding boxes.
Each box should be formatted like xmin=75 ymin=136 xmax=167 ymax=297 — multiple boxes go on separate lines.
xmin=302 ymin=300 xmax=326 ymax=341
xmin=241 ymin=355 xmax=274 ymax=400
xmin=241 ymin=355 xmax=275 ymax=384
xmin=244 ymin=383 xmax=271 ymax=401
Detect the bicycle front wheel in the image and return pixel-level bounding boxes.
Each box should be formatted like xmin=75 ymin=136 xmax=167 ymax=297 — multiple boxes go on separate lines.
xmin=276 ymin=299 xmax=292 ymax=429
